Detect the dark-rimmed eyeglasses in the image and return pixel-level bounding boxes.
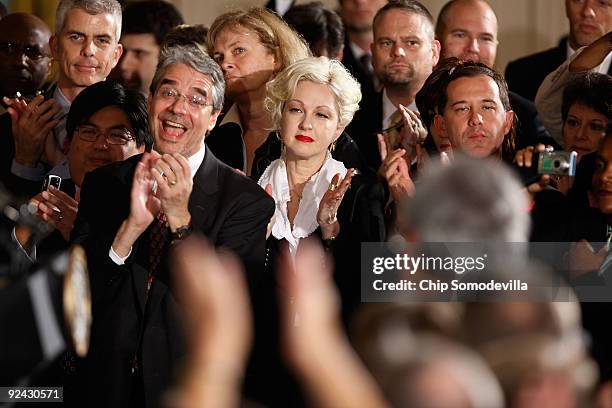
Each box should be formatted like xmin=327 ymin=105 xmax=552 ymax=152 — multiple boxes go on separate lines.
xmin=0 ymin=42 xmax=50 ymax=60
xmin=76 ymin=126 xmax=135 ymax=145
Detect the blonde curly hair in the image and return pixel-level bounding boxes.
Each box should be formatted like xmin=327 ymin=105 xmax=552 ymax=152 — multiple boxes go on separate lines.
xmin=265 ymin=56 xmax=362 ymax=131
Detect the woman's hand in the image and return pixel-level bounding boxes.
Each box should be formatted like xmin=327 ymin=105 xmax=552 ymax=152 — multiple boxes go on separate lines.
xmin=317 ymin=169 xmax=355 ymax=239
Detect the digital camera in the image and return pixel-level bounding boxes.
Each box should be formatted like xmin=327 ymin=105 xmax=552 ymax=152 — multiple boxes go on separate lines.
xmin=537 ymin=150 xmax=577 ymax=177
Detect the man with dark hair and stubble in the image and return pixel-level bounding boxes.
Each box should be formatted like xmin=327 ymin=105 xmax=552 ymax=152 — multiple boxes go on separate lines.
xmin=432 ymin=61 xmax=515 ymax=161
xmin=346 ymin=0 xmax=440 ymax=170
xmin=435 ymin=0 xmax=554 ymax=150
xmin=111 ymin=0 xmax=184 ymax=95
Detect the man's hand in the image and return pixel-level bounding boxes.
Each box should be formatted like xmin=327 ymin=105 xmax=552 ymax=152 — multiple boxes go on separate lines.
xmin=378 ymin=134 xmax=415 ymax=203
xmin=5 ymin=95 xmax=60 ymax=167
xmin=129 ymin=152 xmax=162 ymax=230
xmin=396 ymin=105 xmax=427 ymax=161
xmin=151 ymin=153 xmax=193 ymax=231
xmin=31 ymin=186 xmax=78 ymax=241
xmin=112 ymin=152 xmax=162 ymax=257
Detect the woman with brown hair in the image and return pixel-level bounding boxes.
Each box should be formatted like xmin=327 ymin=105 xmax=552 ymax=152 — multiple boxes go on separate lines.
xmin=205 ymin=8 xmax=311 ymax=179
xmin=206 ymin=7 xmax=369 ymax=180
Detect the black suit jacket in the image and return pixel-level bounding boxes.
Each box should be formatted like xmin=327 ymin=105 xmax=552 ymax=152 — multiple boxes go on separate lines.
xmin=0 ymin=112 xmax=41 ymax=199
xmin=509 ymin=91 xmax=559 ymax=150
xmin=71 ymin=150 xmax=274 ymax=408
xmin=342 ymin=38 xmax=377 ymax=103
xmin=345 ymin=91 xmax=383 ymax=171
xmin=505 ymin=38 xmax=567 ymax=102
xmin=503 ymin=37 xmax=612 ymax=102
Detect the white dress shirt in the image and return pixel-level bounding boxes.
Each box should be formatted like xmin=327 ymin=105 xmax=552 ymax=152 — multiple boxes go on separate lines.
xmin=381 ymin=88 xmax=418 ymax=131
xmin=258 ymin=154 xmax=347 ymax=256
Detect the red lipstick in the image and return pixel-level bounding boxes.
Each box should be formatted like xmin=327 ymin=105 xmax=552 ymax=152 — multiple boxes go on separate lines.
xmin=295 ymin=135 xmax=314 ymax=143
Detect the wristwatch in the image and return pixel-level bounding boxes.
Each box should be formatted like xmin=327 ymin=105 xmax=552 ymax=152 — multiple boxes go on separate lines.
xmin=170 ymin=223 xmax=192 ymax=244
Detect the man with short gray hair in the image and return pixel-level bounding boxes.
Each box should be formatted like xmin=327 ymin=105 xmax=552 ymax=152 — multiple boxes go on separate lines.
xmin=2 ymin=0 xmax=123 ymax=197
xmin=72 ymin=43 xmax=274 ymax=407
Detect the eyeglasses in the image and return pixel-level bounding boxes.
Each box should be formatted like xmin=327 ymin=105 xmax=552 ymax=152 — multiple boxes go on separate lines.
xmin=76 ymin=126 xmax=135 ymax=145
xmin=157 ymin=85 xmax=210 ymax=110
xmin=0 ymin=42 xmax=49 ymax=60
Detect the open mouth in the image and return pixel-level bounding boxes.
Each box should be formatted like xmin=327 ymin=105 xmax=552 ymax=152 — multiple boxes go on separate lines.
xmin=161 ymin=119 xmax=187 ymax=138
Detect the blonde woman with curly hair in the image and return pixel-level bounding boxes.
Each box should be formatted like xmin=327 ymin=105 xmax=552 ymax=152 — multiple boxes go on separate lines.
xmin=206 ymin=8 xmax=370 ymax=181
xmin=260 ymin=55 xmax=368 ymax=254
xmin=248 ymin=57 xmax=385 ymax=407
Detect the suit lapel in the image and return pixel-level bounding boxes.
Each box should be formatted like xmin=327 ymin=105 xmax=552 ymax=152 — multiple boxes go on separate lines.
xmin=189 ymin=148 xmax=220 ymax=230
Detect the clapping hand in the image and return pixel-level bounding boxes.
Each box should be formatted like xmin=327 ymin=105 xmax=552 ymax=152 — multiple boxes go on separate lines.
xmin=378 ymin=134 xmax=415 ymax=203
xmin=4 ymin=95 xmax=60 ymax=167
xmin=317 ymin=169 xmax=355 ymax=239
xmin=396 ymin=104 xmax=427 ymax=161
xmin=151 ymin=153 xmax=193 ymax=231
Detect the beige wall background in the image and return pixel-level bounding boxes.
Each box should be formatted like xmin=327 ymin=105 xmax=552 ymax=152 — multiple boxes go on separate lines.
xmin=171 ymin=0 xmax=569 ymax=73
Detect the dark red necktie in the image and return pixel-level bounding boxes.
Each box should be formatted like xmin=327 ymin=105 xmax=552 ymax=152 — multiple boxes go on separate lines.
xmin=147 ymin=212 xmax=168 ymax=291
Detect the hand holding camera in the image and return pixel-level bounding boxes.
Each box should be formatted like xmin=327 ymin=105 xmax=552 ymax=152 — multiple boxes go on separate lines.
xmin=514 ymin=144 xmax=577 ymax=195
xmin=30 ymin=175 xmax=78 ymax=241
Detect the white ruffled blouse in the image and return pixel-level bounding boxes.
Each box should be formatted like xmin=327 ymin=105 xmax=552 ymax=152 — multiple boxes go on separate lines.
xmin=258 ymin=155 xmax=347 ymax=256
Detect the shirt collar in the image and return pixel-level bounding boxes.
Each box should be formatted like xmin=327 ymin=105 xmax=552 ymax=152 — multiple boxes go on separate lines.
xmin=220 ymin=103 xmax=243 ymax=131
xmin=258 ymin=155 xmax=347 ymax=256
xmin=187 ymin=143 xmax=206 ymax=179
xmin=349 ymin=41 xmax=368 ymax=60
xmin=382 ymin=88 xmax=418 ymax=130
xmin=53 ymin=86 xmax=71 ymax=111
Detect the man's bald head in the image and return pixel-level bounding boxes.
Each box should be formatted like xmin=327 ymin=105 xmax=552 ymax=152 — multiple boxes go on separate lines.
xmin=436 ymin=0 xmax=499 ymax=68
xmin=0 ymin=13 xmax=52 ymax=98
